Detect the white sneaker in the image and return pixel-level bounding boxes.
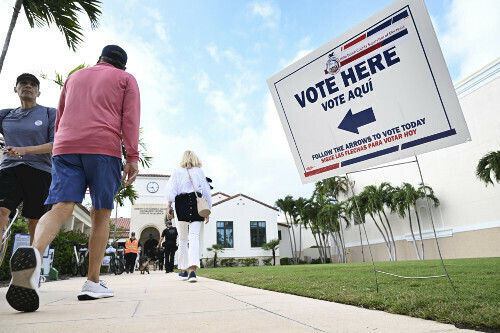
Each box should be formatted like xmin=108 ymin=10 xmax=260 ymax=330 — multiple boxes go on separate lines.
xmin=77 ymin=280 xmax=114 ymax=300
xmin=6 ymin=246 xmax=42 ymax=312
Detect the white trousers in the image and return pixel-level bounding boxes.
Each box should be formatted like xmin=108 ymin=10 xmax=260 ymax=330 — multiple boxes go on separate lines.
xmin=177 ymin=221 xmax=201 ymax=270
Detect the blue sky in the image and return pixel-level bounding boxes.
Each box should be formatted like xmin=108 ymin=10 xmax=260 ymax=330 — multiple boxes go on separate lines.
xmin=0 ymin=0 xmax=499 ymax=217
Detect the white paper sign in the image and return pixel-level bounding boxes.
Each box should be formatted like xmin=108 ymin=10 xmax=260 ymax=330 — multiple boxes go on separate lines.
xmin=267 ymin=0 xmax=470 ymax=183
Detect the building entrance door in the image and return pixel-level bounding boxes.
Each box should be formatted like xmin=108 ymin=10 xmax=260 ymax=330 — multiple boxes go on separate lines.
xmin=140 ymin=227 xmax=160 ymax=260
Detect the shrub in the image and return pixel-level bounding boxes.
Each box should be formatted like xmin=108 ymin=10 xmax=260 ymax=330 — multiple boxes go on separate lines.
xmin=238 ymin=258 xmax=259 ymax=267
xmin=263 ymin=258 xmax=272 ymax=266
xmin=280 ymin=257 xmax=290 ymax=265
xmin=0 ymin=218 xmax=28 ymax=280
xmin=50 ymin=229 xmax=89 ymax=275
xmin=204 ymin=258 xmax=214 ymax=268
xmin=220 ymin=258 xmax=237 ymax=267
xmin=0 ymin=221 xmax=88 ymax=279
xmin=310 ymin=258 xmax=332 ymax=264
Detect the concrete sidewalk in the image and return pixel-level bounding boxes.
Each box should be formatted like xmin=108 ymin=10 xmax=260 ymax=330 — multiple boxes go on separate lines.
xmin=0 ymin=270 xmax=473 ymax=332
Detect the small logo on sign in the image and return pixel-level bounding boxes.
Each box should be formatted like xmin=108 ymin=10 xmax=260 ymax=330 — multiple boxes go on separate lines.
xmin=35 ymin=120 xmax=43 ymax=126
xmin=325 ymin=53 xmax=341 ymax=75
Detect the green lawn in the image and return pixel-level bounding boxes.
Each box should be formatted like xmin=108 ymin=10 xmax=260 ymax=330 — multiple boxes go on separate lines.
xmin=199 ymin=257 xmax=500 ymax=330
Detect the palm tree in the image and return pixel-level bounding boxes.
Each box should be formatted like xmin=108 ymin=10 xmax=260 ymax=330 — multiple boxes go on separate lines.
xmin=360 ymin=185 xmax=393 ymax=261
xmin=1 ymin=0 xmax=102 ymax=74
xmin=303 ymin=200 xmax=326 ymax=263
xmin=379 ymin=182 xmax=398 ymax=261
xmin=318 ymin=202 xmax=350 ymax=263
xmin=476 ymin=150 xmax=500 ymax=186
xmin=276 ymin=196 xmax=297 ymax=264
xmin=293 ymin=197 xmax=308 ymax=261
xmin=262 ymin=239 xmax=280 ymax=266
xmin=345 ymin=196 xmax=366 ymax=262
xmin=392 ymin=183 xmax=421 ymax=260
xmin=206 ymin=244 xmax=224 ymax=268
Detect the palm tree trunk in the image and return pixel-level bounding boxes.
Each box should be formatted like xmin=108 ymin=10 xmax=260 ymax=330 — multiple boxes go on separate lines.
xmin=321 ymin=233 xmax=329 ymax=263
xmin=339 ymin=219 xmax=348 ymax=263
xmin=358 ymin=223 xmax=365 ymax=262
xmin=413 ymin=205 xmax=425 ymax=260
xmin=311 ymin=230 xmax=324 ymax=263
xmin=284 ymin=215 xmax=296 ymax=264
xmin=369 ymin=213 xmax=393 ymax=261
xmin=377 ymin=211 xmax=392 ymax=260
xmin=0 ymin=0 xmax=24 ymax=74
xmin=338 ymin=230 xmax=346 ymax=263
xmin=382 ymin=211 xmax=397 ymax=261
xmin=407 ymin=205 xmax=421 ymax=260
xmin=289 ymin=220 xmax=298 ymax=264
xmin=299 ymin=221 xmax=302 ymax=263
xmin=331 ymin=232 xmax=340 ymax=263
xmin=324 ymin=233 xmax=332 ymax=262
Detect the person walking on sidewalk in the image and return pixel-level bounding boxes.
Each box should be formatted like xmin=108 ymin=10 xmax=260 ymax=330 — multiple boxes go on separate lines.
xmin=0 ymin=73 xmax=56 ymax=246
xmin=6 ymin=45 xmax=141 ymax=312
xmin=165 ymin=150 xmax=212 ymax=283
xmin=124 ymin=231 xmax=141 ymax=273
xmin=158 ymin=220 xmax=178 ymax=273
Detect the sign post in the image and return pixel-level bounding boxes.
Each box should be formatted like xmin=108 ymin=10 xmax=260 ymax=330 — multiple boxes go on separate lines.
xmin=268 ymin=0 xmax=470 ymax=184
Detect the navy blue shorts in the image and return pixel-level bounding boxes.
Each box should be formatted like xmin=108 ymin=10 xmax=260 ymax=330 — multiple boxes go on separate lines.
xmin=45 ymin=154 xmax=122 ymax=210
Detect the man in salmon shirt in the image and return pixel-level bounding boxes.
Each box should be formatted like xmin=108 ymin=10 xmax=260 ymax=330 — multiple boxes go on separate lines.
xmin=6 ymin=45 xmax=140 ymax=312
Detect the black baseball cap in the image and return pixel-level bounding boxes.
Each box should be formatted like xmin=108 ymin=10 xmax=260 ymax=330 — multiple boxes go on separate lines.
xmin=131 ymin=231 xmax=135 ymax=236
xmin=166 ymin=221 xmax=173 ymax=226
xmin=16 ymin=73 xmax=40 ymax=87
xmin=101 ymin=45 xmax=127 ymax=66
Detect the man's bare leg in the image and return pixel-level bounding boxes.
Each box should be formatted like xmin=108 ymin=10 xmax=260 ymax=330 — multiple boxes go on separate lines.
xmin=0 ymin=207 xmax=11 ymax=235
xmin=87 ymin=207 xmax=111 ymax=283
xmin=32 ymin=202 xmax=75 ymax=257
xmin=27 ymin=219 xmax=39 ymax=245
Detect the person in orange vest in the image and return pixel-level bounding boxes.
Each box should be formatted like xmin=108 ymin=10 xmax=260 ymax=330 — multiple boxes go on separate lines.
xmin=124 ymin=231 xmax=141 ymax=273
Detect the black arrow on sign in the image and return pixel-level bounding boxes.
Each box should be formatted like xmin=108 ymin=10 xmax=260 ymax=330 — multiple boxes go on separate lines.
xmin=338 ymin=107 xmax=376 ymax=134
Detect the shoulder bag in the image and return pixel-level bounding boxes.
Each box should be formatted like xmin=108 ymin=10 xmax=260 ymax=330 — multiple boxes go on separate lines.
xmin=186 ymin=168 xmax=211 ymax=218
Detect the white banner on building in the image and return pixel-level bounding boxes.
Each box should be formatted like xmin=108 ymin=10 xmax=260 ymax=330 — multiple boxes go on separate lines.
xmin=267 ymin=0 xmax=470 ymax=183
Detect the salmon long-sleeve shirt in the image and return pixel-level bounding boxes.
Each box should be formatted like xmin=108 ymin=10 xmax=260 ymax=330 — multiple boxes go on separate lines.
xmin=53 ymin=62 xmax=140 ymax=162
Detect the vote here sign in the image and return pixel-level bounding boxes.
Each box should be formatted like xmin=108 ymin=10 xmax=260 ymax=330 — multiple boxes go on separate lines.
xmin=267 ymin=0 xmax=470 ymax=184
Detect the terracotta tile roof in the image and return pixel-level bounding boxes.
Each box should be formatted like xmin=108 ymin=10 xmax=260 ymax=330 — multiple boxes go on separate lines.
xmin=110 ymin=218 xmax=130 ymax=238
xmin=213 ymin=193 xmax=278 ymax=211
xmin=211 ymin=192 xmax=231 ymax=197
xmin=110 ymin=217 xmax=130 ymax=230
xmin=137 ymin=174 xmax=170 ymax=178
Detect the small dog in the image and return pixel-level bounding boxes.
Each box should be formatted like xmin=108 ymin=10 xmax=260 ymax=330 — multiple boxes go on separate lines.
xmin=138 ymin=256 xmax=150 ymax=274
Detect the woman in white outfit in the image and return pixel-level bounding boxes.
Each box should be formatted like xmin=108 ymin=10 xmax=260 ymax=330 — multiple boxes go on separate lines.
xmin=165 ymin=150 xmax=212 ymax=282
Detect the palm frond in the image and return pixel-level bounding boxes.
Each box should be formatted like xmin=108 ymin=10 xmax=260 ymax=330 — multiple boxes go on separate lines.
xmin=23 ymin=0 xmax=102 ymax=51
xmin=476 ymin=150 xmax=500 ymax=186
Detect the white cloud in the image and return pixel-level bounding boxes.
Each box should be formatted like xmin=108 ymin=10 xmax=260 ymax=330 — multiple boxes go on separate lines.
xmin=201 ymin=44 xmax=260 ymax=125
xmin=206 ymin=43 xmax=220 ymax=62
xmin=279 ymin=48 xmax=313 ymax=69
xmin=298 ymin=36 xmax=311 ymax=49
xmin=154 ymin=23 xmax=168 ymax=42
xmin=438 ymin=0 xmax=500 ymax=82
xmin=249 ymin=1 xmax=281 ymax=29
xmin=196 ymin=71 xmax=210 ymax=93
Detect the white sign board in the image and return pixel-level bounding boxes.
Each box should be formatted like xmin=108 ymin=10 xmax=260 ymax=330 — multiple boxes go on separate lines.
xmin=12 ymin=233 xmax=50 ymax=258
xmin=267 ymin=0 xmax=470 ymax=184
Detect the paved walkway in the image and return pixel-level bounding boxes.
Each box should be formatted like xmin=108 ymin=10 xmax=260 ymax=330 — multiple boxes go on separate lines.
xmin=0 ymin=270 xmax=473 ymax=332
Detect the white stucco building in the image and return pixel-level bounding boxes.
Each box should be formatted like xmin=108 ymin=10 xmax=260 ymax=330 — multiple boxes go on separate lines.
xmin=201 ymin=192 xmax=279 ymax=264
xmin=125 ymin=176 xmax=280 ymax=264
xmin=279 ymin=59 xmax=500 ymax=263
